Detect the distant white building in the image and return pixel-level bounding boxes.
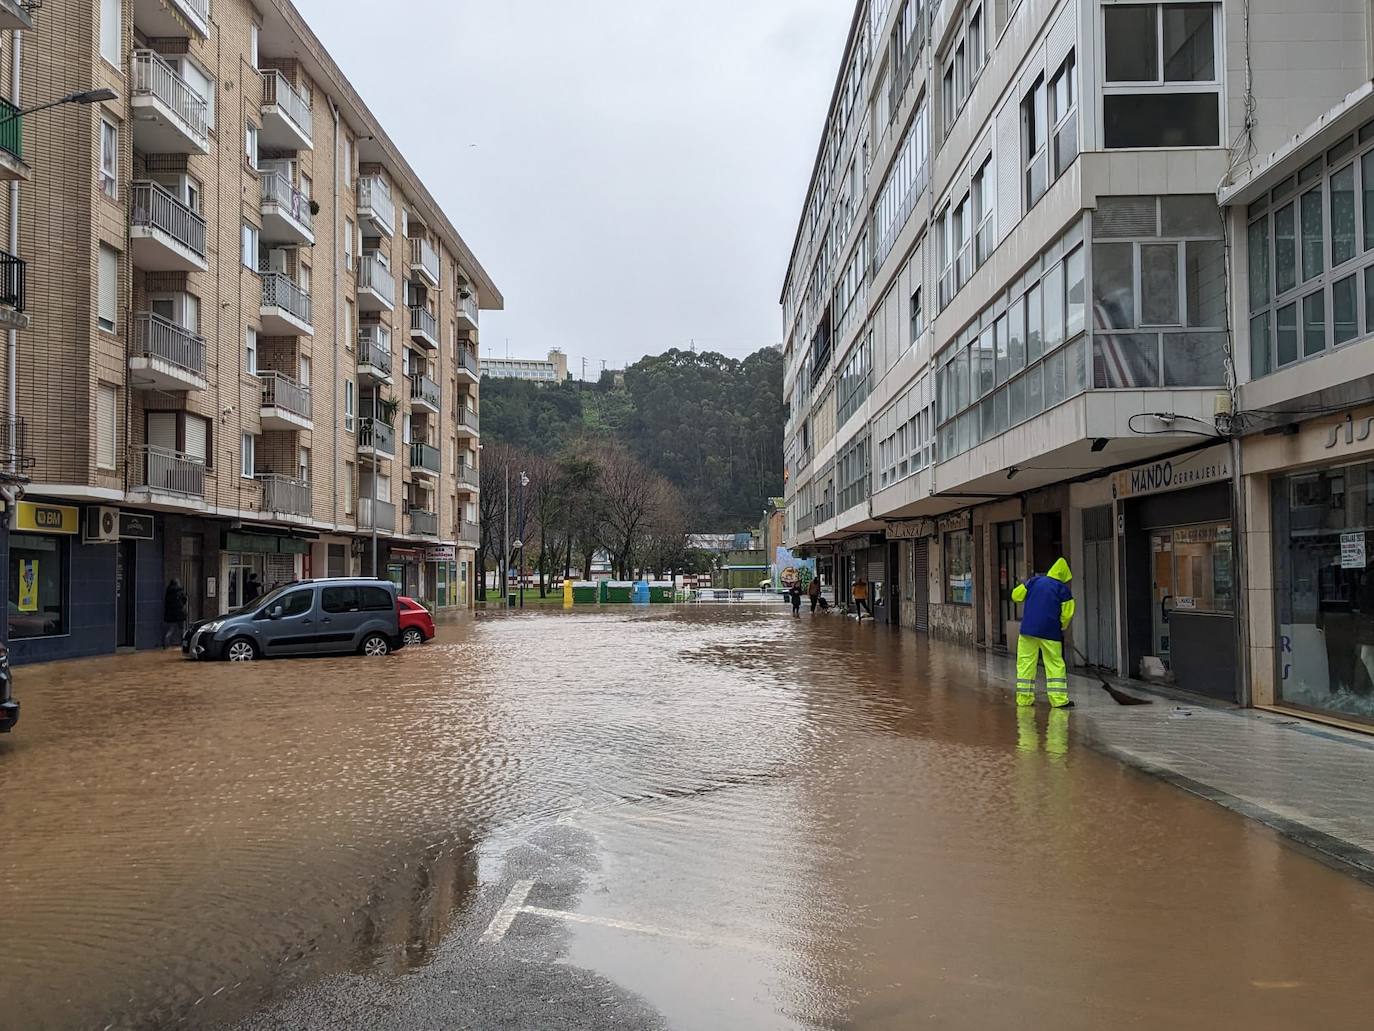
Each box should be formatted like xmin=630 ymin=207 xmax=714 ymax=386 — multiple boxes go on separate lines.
xmin=482 ymin=349 xmax=569 ymax=384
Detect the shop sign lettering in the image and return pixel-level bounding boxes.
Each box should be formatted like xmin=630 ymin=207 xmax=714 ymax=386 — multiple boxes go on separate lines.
xmin=1112 ymin=447 xmax=1231 ymax=500
xmin=1341 ymin=531 xmax=1366 ymax=569
xmin=1325 ymin=414 xmax=1374 ymax=449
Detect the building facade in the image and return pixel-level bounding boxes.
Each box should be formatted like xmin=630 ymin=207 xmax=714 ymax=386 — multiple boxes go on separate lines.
xmin=782 ymin=0 xmax=1374 ymax=726
xmin=1 ymin=0 xmax=499 ymax=663
xmin=480 ymin=348 xmax=568 ymax=383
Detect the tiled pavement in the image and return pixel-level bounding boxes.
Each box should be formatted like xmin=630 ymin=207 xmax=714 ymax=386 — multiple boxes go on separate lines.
xmin=982 ymin=650 xmax=1374 ymax=883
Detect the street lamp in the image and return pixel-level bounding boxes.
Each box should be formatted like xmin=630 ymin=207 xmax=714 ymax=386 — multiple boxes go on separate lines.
xmin=0 ymin=88 xmax=118 ymax=124
xmin=518 ymin=470 xmax=529 ymax=608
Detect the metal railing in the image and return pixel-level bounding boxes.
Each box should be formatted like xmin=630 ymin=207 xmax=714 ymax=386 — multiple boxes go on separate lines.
xmin=132 ymin=312 xmax=206 ymax=376
xmin=358 ymin=416 xmax=395 ymax=454
xmin=457 ymin=464 xmax=479 ymax=490
xmin=358 ymin=496 xmax=396 ymax=531
xmin=457 ymin=348 xmax=480 ymax=378
xmin=259 ymin=270 xmax=312 ymax=327
xmin=0 ymin=98 xmax=21 ymax=161
xmin=409 ymin=508 xmax=438 ymax=537
xmin=409 ymin=304 xmax=438 ymax=341
xmin=357 ymin=325 xmax=393 ymax=375
xmin=410 ymin=373 xmax=440 ymax=410
xmin=0 ymin=412 xmax=33 ymax=470
xmin=458 ymin=293 xmax=479 ymax=325
xmin=259 ymin=370 xmax=311 ymax=420
xmin=260 ymin=69 xmax=312 ymax=141
xmin=358 ymin=254 xmax=395 ymax=305
xmin=410 ymin=441 xmax=441 ymax=474
xmin=455 ymin=518 xmax=479 ymax=543
xmin=131 ymin=50 xmax=209 ymax=146
xmin=132 ymin=445 xmax=206 ymax=497
xmin=131 ymin=180 xmax=207 ymax=258
xmin=0 ymin=248 xmax=24 ymax=311
xmin=457 ymin=407 xmax=479 ymax=433
xmin=174 ymin=0 xmax=212 ymax=25
xmin=260 ymin=171 xmax=312 ymax=231
xmin=357 ymin=175 xmax=394 ymax=234
xmin=257 ymin=473 xmax=311 ymax=516
xmin=409 ymin=236 xmax=439 ymax=280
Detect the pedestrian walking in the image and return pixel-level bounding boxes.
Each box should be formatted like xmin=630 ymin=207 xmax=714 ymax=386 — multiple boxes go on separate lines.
xmin=807 ymin=576 xmax=822 ymax=613
xmin=789 ymin=582 xmax=802 ymax=618
xmin=162 ymin=578 xmax=188 ymax=649
xmin=1011 ymin=557 xmax=1076 ymax=708
xmin=852 ymin=575 xmax=872 ymax=619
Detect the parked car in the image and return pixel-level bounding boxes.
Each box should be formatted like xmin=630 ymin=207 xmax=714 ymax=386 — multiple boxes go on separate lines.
xmin=0 ymin=643 xmax=16 ymax=733
xmin=398 ymin=597 xmax=435 ymax=646
xmin=183 ymin=578 xmax=404 ymax=661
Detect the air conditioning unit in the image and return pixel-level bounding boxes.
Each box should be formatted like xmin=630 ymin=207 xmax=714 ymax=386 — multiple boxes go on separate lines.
xmin=84 ymin=505 xmax=120 ymax=544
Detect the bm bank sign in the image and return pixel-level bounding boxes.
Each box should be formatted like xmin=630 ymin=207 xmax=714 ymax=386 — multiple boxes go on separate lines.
xmin=1112 ymin=445 xmax=1231 ymax=501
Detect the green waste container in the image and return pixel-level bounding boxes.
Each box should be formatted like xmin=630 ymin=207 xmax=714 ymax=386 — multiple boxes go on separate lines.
xmin=649 ymin=586 xmax=674 ymax=604
xmin=603 ymin=583 xmax=632 ymax=604
xmin=572 ymin=584 xmax=597 ymax=604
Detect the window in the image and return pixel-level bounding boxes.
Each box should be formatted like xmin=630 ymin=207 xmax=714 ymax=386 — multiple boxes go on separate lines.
xmin=99 ymin=118 xmax=118 ymax=199
xmin=910 ymin=287 xmax=924 ymax=340
xmin=299 ymin=355 xmax=311 ymax=389
xmin=358 ymin=586 xmax=394 ymax=611
xmin=241 ymin=223 xmax=258 ymax=269
xmin=344 ymin=300 xmax=354 ymax=351
xmin=250 ymin=22 xmax=259 ymax=67
xmin=942 ymin=62 xmax=955 ymax=132
xmin=968 ymin=5 xmax=983 ymax=78
xmin=944 ymin=530 xmax=973 ymax=604
xmin=97 ymin=244 xmax=118 ymax=332
xmin=100 ymin=0 xmax=120 ymax=66
xmin=973 ymin=158 xmax=994 ymax=266
xmin=298 ymin=446 xmax=310 ymax=482
xmin=96 ymin=383 xmax=117 ymax=470
xmin=343 ymin=136 xmax=353 ymax=187
xmin=1103 ymin=3 xmax=1220 ymax=149
xmin=241 ymin=433 xmax=255 ymax=479
xmin=322 ymin=586 xmax=360 ymax=613
xmin=1049 ymin=52 xmax=1077 ymax=178
xmin=1023 ymin=74 xmax=1048 ymax=208
xmin=10 ymin=534 xmax=66 ymax=639
xmin=344 ymin=217 xmax=354 ymax=266
xmin=345 ymin=461 xmax=355 ymax=514
xmin=245 ymin=124 xmax=258 ymax=170
xmin=270 ymin=590 xmax=313 ymax=618
xmin=245 ymin=326 xmax=257 ymax=375
xmin=344 ymin=379 xmax=355 ymax=432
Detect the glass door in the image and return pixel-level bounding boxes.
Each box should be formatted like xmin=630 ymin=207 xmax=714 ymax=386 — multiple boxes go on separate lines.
xmin=1151 ymin=531 xmax=1174 ymax=667
xmin=997 ymin=521 xmax=1025 ymax=645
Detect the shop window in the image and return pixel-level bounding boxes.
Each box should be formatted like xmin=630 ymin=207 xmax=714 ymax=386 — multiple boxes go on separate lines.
xmin=944 ymin=530 xmax=974 ymax=605
xmin=10 ymin=535 xmax=65 ymax=639
xmin=1103 ymin=3 xmax=1220 ymax=149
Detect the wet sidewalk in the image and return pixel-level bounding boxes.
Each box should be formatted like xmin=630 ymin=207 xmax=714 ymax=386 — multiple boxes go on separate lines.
xmin=988 ymin=649 xmax=1374 ymax=882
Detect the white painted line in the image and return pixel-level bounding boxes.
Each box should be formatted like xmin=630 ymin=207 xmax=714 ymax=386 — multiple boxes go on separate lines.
xmin=520 ymin=904 xmax=775 ymax=954
xmin=480 ymin=880 xmax=534 ymax=944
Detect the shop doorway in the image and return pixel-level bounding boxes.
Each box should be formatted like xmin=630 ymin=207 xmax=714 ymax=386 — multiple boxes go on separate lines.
xmin=1151 ymin=531 xmax=1174 ymax=667
xmin=115 ymin=541 xmax=136 ymax=649
xmin=886 ymin=541 xmax=901 ymax=625
xmin=996 ymin=521 xmax=1025 ymax=647
xmin=179 ymin=534 xmax=204 ymax=623
xmin=1032 ymin=512 xmax=1063 ymax=572
xmin=1081 ymin=507 xmax=1117 ymax=670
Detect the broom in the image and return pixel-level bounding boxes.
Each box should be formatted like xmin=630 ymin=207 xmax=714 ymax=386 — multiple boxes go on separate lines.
xmin=1070 ymin=643 xmax=1152 ymax=706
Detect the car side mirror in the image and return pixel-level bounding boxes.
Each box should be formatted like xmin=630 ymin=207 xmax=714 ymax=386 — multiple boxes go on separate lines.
xmin=268 ymin=604 xmax=284 ymax=620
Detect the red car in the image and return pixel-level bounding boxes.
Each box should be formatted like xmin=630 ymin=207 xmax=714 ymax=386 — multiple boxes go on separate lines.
xmin=398 ymin=597 xmax=435 ymax=646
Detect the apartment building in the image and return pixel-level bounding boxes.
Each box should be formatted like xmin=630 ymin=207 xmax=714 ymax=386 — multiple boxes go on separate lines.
xmin=783 ymin=0 xmax=1374 ymax=725
xmin=481 ymin=348 xmax=568 ymax=383
xmin=1 ymin=0 xmax=499 ymax=663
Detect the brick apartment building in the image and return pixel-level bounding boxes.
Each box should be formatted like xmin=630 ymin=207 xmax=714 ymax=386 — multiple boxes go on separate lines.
xmin=0 ymin=0 xmax=499 ymax=663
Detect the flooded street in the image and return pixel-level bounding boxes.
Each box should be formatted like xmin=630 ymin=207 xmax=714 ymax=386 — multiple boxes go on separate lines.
xmin=4 ymin=606 xmax=1374 ymax=1029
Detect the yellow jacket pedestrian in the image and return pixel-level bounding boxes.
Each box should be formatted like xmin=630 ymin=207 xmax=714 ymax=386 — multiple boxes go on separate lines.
xmin=1010 ymin=557 xmax=1076 ymax=708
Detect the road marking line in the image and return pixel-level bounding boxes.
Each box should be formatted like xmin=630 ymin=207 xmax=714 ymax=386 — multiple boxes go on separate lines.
xmin=520 ymin=904 xmax=774 ymax=953
xmin=480 ymin=880 xmax=534 ymax=943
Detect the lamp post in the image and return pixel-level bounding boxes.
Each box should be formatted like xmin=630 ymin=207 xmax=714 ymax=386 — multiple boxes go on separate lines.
xmin=518 ymin=470 xmax=529 ymax=608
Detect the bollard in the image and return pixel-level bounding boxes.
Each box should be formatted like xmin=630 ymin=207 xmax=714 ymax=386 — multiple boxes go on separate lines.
xmin=563 ymin=580 xmax=573 ymax=608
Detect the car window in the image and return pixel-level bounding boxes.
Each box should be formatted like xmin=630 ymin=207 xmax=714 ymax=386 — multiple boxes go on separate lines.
xmin=359 ymin=586 xmax=395 ymax=611
xmin=279 ymin=589 xmax=313 ymax=617
xmin=321 ymin=586 xmax=359 ymax=613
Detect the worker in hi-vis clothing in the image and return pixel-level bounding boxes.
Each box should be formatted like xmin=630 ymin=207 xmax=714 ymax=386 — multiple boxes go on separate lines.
xmin=1010 ymin=557 xmax=1076 ymax=708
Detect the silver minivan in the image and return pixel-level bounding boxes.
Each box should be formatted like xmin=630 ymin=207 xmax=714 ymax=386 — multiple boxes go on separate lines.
xmin=183 ymin=578 xmax=404 ymax=661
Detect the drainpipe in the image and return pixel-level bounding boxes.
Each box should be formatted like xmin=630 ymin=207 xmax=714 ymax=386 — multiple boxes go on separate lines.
xmin=7 ymin=29 xmax=20 ymax=474
xmin=330 ymin=99 xmax=341 ymax=544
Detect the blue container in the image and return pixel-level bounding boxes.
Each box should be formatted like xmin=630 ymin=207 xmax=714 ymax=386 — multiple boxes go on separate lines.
xmin=632 ymin=580 xmax=650 ymax=604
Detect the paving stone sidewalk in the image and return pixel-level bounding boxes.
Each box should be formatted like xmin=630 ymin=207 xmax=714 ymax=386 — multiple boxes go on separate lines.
xmin=982 ymin=650 xmax=1374 ymax=883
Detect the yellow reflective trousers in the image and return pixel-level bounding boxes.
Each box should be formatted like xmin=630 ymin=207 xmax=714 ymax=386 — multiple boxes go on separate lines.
xmin=1016 ymin=634 xmax=1071 ymax=707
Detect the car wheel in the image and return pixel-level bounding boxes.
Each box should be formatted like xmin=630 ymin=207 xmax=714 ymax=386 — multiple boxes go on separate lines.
xmin=402 ymin=627 xmax=425 ymax=646
xmin=226 ymin=638 xmax=258 ymax=662
xmin=361 ymin=633 xmax=391 ymax=657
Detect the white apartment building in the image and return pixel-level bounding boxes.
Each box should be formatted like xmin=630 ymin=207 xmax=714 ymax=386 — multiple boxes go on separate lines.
xmin=782 ymin=0 xmax=1374 ymax=724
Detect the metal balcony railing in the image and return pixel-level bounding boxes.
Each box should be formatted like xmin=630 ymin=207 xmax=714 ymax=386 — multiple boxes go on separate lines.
xmin=261 ymin=171 xmax=312 ymax=230
xmin=358 ymin=496 xmax=396 ymax=531
xmin=457 ymin=348 xmax=480 ymax=378
xmin=261 ymin=69 xmax=312 ymax=141
xmin=131 ymin=180 xmax=207 ymax=258
xmin=410 ymin=373 xmax=440 ymax=410
xmin=357 ymin=175 xmax=394 ymax=234
xmin=358 ymin=254 xmax=395 ymax=304
xmin=0 ymin=98 xmax=21 ymax=161
xmin=132 ymin=445 xmax=206 ymax=497
xmin=257 ymin=473 xmax=311 ymax=516
xmin=457 ymin=464 xmax=479 ymax=490
xmin=259 ymin=370 xmax=311 ymax=420
xmin=455 ymin=518 xmax=479 ymax=543
xmin=133 ymin=312 xmax=206 ymax=376
xmin=408 ymin=508 xmax=438 ymax=537
xmin=357 ymin=326 xmax=393 ymax=375
xmin=0 ymin=248 xmax=24 ymax=311
xmin=131 ymin=50 xmax=209 ymax=146
xmin=259 ymin=270 xmax=312 ymax=327
xmin=0 ymin=412 xmax=33 ymax=470
xmin=458 ymin=293 xmax=479 ymax=325
xmin=410 ymin=441 xmax=441 ymax=474
xmin=409 ymin=304 xmax=438 ymax=341
xmin=457 ymin=407 xmax=479 ymax=432
xmin=176 ymin=0 xmax=212 ymax=24
xmin=358 ymin=416 xmax=395 ymax=454
xmin=409 ymin=236 xmax=439 ymax=281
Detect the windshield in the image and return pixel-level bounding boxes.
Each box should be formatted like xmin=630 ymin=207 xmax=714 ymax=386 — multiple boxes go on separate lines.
xmin=222 ymin=584 xmax=296 ymax=619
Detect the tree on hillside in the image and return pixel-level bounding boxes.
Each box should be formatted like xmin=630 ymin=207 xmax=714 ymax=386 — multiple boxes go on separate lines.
xmin=478 ymin=380 xmax=585 ymax=454
xmin=595 ymin=444 xmax=665 ymax=579
xmin=526 ymin=455 xmax=561 ymax=598
xmin=558 ymin=450 xmax=604 ymax=581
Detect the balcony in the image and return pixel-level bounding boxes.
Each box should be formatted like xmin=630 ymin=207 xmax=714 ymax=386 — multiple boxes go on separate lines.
xmin=357 ymin=325 xmax=393 ymax=385
xmin=130 ymin=445 xmax=207 ymax=501
xmin=128 ymin=312 xmax=207 ymax=392
xmin=456 ymin=292 xmax=479 ymax=331
xmin=455 ymin=518 xmax=480 ymax=546
xmin=260 ymin=69 xmax=312 ymax=151
xmin=0 ymin=1 xmax=35 ymax=30
xmin=357 ymin=253 xmax=395 ymax=313
xmin=357 ymin=496 xmax=396 ymax=533
xmin=132 ymin=0 xmax=209 ymax=38
xmin=456 ymin=348 xmax=480 ymax=383
xmin=0 ymin=98 xmax=27 ymax=182
xmin=259 ymin=370 xmax=312 ymax=431
xmin=408 ymin=508 xmax=438 ymax=538
xmin=0 ymin=249 xmax=24 ymax=313
xmin=409 ymin=441 xmax=441 ymax=480
xmin=455 ymin=407 xmax=479 ymax=437
xmin=356 ymin=175 xmax=394 ymax=238
xmin=357 ymin=416 xmax=395 ymax=459
xmin=259 ymin=271 xmax=313 ymax=336
xmin=260 ymin=172 xmax=313 ymax=246
xmin=130 ymin=50 xmax=210 ymax=155
xmin=409 ymin=237 xmax=439 ymax=287
xmin=457 ymin=463 xmax=480 ymax=493
xmin=409 ymin=373 xmax=440 ymax=414
xmin=130 ymin=181 xmax=208 ymax=271
xmin=257 ymin=473 xmax=311 ymax=518
xmin=0 ymin=412 xmax=32 ymax=471
xmin=409 ymin=305 xmax=439 ymax=350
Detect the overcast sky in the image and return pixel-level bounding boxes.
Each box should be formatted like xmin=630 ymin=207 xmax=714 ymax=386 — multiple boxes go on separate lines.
xmin=294 ymin=0 xmax=853 ymax=376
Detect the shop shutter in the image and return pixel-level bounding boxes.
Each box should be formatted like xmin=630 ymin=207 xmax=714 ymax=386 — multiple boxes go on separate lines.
xmin=913 ymin=540 xmax=929 ymax=631
xmin=184 ymin=415 xmax=208 ymax=462
xmin=867 ymin=549 xmax=886 ymax=585
xmin=265 ymin=553 xmax=295 ymax=585
xmin=147 ymin=411 xmax=176 ymax=451
xmin=95 ymin=383 xmax=117 ymax=469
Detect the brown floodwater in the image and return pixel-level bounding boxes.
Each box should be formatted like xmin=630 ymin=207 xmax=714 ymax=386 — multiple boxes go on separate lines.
xmin=2 ymin=606 xmax=1374 ymax=1029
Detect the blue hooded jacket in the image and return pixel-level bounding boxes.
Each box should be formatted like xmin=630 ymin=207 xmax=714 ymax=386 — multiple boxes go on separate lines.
xmin=1012 ymin=558 xmax=1075 ymax=641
